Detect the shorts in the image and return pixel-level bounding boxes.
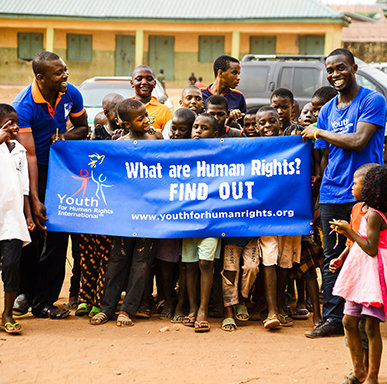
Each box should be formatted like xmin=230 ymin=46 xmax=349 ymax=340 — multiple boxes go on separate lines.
xmin=0 ymin=239 xmax=22 ymax=292
xmin=259 ymin=236 xmax=279 ymax=267
xmin=344 ymin=300 xmax=386 ymax=323
xmin=156 ymin=239 xmax=181 ymax=263
xmin=277 ymin=235 xmax=301 ymax=269
xmin=259 ymin=235 xmax=301 ymax=269
xmin=181 ymin=237 xmax=220 ymax=263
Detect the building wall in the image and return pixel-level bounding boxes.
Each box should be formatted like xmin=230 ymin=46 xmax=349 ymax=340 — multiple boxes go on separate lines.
xmin=0 ymin=18 xmax=343 ymax=86
xmin=344 ymin=41 xmax=387 ymax=63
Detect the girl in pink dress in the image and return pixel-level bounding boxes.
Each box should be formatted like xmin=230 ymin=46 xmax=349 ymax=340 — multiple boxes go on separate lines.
xmin=330 ymin=165 xmax=387 ymax=384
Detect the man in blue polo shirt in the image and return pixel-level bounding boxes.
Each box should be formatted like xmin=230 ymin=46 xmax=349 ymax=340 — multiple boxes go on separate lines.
xmin=201 ymin=55 xmax=246 ymax=127
xmin=302 ymin=48 xmax=386 ymax=338
xmin=12 ymin=51 xmax=88 ymax=319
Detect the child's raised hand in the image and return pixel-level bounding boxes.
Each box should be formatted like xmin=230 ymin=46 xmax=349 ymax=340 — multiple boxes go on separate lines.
xmin=329 ymin=257 xmax=343 ymax=273
xmin=0 ymin=120 xmax=12 ymax=143
xmin=329 ymin=219 xmax=350 ymax=234
xmin=226 ymin=109 xmax=244 ymax=125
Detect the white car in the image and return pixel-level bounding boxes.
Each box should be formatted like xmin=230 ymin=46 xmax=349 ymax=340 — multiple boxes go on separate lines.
xmin=78 ymin=76 xmax=173 ymax=127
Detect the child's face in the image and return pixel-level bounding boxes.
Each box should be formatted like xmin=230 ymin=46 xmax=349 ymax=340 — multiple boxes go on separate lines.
xmin=117 ymin=106 xmax=150 ymax=134
xmin=220 ymin=62 xmax=241 ymax=89
xmin=270 ymin=95 xmax=293 ymax=129
xmin=243 ymin=114 xmax=259 ymax=137
xmin=170 ymin=117 xmax=191 ymax=139
xmin=205 ymin=104 xmax=228 ymax=128
xmin=311 ymin=97 xmax=324 ymax=119
xmin=180 ymin=89 xmax=203 ymax=114
xmin=0 ymin=111 xmax=19 ymax=139
xmin=191 ymin=115 xmax=218 ymax=139
xmin=352 ymin=173 xmax=364 ymax=201
xmin=256 ymin=111 xmax=280 ymax=137
xmin=131 ymin=68 xmax=156 ymax=98
xmin=298 ymin=103 xmax=316 ymax=127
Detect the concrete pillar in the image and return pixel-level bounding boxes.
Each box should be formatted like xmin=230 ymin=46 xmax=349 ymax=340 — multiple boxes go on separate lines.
xmin=135 ymin=29 xmax=144 ymax=67
xmin=46 ymin=27 xmax=55 ymax=52
xmin=231 ymin=31 xmax=240 ymax=59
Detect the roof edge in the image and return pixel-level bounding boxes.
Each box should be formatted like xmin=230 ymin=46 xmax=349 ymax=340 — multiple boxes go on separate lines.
xmin=0 ymin=13 xmax=348 ymax=25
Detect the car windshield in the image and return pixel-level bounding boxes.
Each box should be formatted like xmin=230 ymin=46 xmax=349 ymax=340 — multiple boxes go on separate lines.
xmin=80 ymin=82 xmax=135 ymax=106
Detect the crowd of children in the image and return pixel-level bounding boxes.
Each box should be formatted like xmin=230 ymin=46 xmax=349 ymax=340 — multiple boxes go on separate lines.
xmin=1 ymin=48 xmax=387 ymax=383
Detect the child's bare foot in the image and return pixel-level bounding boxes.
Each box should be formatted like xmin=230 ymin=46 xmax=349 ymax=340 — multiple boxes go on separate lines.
xmin=116 ymin=312 xmax=134 ymax=327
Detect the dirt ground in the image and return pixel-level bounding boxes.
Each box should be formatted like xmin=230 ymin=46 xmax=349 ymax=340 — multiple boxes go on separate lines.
xmin=1 ymin=260 xmax=387 ymax=384
xmin=1 ymin=84 xmax=387 ymax=384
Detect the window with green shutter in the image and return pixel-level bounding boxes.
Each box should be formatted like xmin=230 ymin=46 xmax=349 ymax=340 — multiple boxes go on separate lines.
xmin=299 ymin=35 xmax=325 ymax=55
xmin=67 ymin=34 xmax=92 ymax=61
xmin=17 ymin=32 xmax=43 ymax=60
xmin=199 ymin=36 xmax=225 ymax=62
xmin=250 ymin=36 xmax=276 ymax=54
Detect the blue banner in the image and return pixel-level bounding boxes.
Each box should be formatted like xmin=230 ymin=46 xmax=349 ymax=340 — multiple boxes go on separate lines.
xmin=45 ymin=137 xmax=313 ymax=238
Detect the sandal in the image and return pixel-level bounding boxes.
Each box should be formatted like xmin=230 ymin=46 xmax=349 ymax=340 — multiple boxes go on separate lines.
xmin=89 ymin=312 xmax=111 ymax=325
xmin=116 ymin=313 xmax=134 ymax=327
xmin=263 ymin=314 xmax=280 ymax=329
xmin=68 ymin=296 xmax=79 ymax=309
xmin=171 ymin=314 xmax=185 ymax=323
xmin=194 ymin=320 xmax=210 ymax=332
xmin=88 ymin=306 xmax=101 ymax=318
xmin=75 ymin=303 xmax=91 ymax=317
xmin=183 ymin=314 xmax=196 ymax=327
xmin=279 ymin=314 xmax=293 ymax=327
xmin=135 ymin=308 xmax=151 ymax=319
xmin=234 ymin=304 xmax=249 ymax=321
xmin=221 ymin=317 xmax=237 ymax=332
xmin=342 ymin=374 xmax=363 ymax=384
xmin=160 ymin=311 xmax=173 ymax=320
xmin=292 ymin=308 xmax=310 ymax=320
xmin=2 ymin=322 xmax=22 ymax=334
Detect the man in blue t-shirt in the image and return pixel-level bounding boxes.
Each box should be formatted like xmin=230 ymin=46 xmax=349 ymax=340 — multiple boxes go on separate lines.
xmin=12 ymin=51 xmax=88 ymax=319
xmin=302 ymin=48 xmax=386 ymax=338
xmin=201 ymin=55 xmax=246 ymax=127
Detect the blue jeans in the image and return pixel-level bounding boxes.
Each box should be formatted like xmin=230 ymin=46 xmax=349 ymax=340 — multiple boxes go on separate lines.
xmin=320 ymin=202 xmax=354 ymax=325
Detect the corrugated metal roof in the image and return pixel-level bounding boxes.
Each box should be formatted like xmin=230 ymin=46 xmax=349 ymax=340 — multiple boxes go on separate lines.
xmin=0 ymin=0 xmax=344 ymax=20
